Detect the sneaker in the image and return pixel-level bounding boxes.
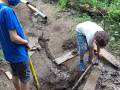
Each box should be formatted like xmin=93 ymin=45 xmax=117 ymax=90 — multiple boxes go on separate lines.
xmin=92 ymin=59 xmax=99 ymax=65
xmin=87 ymin=56 xmax=92 ymax=63
xmin=80 ymin=60 xmax=86 ymax=72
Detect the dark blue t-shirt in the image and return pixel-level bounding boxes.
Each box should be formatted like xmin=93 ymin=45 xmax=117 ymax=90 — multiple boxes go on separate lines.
xmin=0 ymin=3 xmax=28 ymax=63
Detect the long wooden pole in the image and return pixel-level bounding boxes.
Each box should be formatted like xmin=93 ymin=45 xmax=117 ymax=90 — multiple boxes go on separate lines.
xmin=72 ymin=64 xmax=92 ymax=90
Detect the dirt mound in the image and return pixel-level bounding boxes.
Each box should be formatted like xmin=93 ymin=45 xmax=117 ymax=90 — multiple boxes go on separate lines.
xmin=62 ymin=38 xmax=77 ymax=50
xmin=96 ymin=64 xmax=120 ymax=90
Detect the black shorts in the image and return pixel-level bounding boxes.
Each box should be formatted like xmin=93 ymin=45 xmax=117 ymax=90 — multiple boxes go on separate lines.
xmin=10 ymin=60 xmax=30 ymax=83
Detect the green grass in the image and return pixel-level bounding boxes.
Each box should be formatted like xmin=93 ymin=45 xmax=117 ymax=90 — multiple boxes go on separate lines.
xmin=57 ymin=0 xmax=68 ymax=9
xmin=73 ymin=14 xmax=92 ymax=23
xmin=0 ymin=49 xmax=4 ymax=61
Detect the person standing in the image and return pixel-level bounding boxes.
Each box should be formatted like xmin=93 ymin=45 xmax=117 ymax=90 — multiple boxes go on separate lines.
xmin=75 ymin=21 xmax=109 ymax=72
xmin=0 ymin=0 xmax=30 ymax=90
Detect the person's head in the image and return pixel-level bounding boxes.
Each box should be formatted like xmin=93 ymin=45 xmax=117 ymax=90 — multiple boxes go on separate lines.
xmin=94 ymin=31 xmax=109 ymax=48
xmin=8 ymin=0 xmax=20 ymax=6
xmin=0 ymin=0 xmax=20 ymax=6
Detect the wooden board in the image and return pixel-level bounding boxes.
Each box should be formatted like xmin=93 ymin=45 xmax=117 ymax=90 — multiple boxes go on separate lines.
xmin=4 ymin=71 xmax=12 ymax=80
xmin=94 ymin=43 xmax=120 ymax=68
xmin=99 ymin=49 xmax=120 ymax=68
xmin=54 ymin=51 xmax=77 ymax=65
xmin=82 ymin=66 xmax=101 ymax=90
xmin=72 ymin=64 xmax=92 ymax=90
xmin=55 ymin=43 xmax=120 ymax=68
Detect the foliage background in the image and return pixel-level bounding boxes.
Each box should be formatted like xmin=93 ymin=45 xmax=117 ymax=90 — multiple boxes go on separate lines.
xmin=57 ymin=0 xmax=120 ymax=56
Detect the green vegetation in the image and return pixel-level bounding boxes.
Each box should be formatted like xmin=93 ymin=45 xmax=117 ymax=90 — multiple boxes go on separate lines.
xmin=57 ymin=0 xmax=68 ymax=9
xmin=0 ymin=49 xmax=4 ymax=61
xmin=73 ymin=14 xmax=92 ymax=23
xmin=57 ymin=0 xmax=120 ymax=56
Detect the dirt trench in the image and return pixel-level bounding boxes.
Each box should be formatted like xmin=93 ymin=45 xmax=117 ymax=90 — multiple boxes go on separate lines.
xmin=14 ymin=0 xmax=89 ymax=89
xmin=1 ymin=0 xmax=79 ymax=90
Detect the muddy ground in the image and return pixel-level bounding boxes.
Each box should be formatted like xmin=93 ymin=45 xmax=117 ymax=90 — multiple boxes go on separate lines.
xmin=0 ymin=0 xmax=120 ymax=90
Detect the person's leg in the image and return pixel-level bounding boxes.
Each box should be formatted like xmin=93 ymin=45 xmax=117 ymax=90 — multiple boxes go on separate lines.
xmin=21 ymin=82 xmax=29 ymax=90
xmin=79 ymin=54 xmax=86 ymax=71
xmin=12 ymin=76 xmax=21 ymax=90
xmin=80 ymin=54 xmax=84 ymax=61
xmin=10 ymin=63 xmax=21 ymax=90
xmin=76 ymin=32 xmax=88 ymax=71
xmin=18 ymin=60 xmax=30 ymax=90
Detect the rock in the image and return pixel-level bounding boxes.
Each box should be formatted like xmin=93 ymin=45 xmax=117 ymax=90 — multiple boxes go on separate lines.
xmin=101 ymin=83 xmax=106 ymax=89
xmin=111 ymin=71 xmax=119 ymax=77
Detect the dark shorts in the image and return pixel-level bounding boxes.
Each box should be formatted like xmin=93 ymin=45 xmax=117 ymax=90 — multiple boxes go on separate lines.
xmin=10 ymin=60 xmax=30 ymax=83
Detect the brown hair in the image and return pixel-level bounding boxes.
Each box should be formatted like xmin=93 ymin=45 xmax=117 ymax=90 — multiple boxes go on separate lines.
xmin=94 ymin=31 xmax=109 ymax=47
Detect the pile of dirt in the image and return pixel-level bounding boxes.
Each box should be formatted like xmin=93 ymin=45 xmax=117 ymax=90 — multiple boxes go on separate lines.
xmin=96 ymin=64 xmax=120 ymax=90
xmin=62 ymin=38 xmax=77 ymax=50
xmin=0 ymin=61 xmax=15 ymax=90
xmin=42 ymin=69 xmax=81 ymax=90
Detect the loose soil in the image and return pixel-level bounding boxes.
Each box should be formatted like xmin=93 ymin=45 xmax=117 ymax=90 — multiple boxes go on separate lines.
xmin=0 ymin=0 xmax=120 ymax=90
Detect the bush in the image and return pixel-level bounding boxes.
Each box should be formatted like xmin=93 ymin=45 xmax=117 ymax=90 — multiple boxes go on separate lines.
xmin=0 ymin=49 xmax=4 ymax=61
xmin=57 ymin=0 xmax=69 ymax=9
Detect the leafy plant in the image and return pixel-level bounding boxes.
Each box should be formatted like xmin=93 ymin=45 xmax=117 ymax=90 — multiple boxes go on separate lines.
xmin=57 ymin=0 xmax=69 ymax=9
xmin=0 ymin=49 xmax=4 ymax=61
xmin=73 ymin=14 xmax=92 ymax=23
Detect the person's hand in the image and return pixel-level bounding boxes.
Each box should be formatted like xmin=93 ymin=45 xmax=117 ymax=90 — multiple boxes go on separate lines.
xmin=94 ymin=50 xmax=99 ymax=55
xmin=25 ymin=44 xmax=31 ymax=51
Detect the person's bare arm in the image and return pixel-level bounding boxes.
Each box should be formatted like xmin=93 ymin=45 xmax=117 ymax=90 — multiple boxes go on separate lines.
xmin=9 ymin=30 xmax=28 ymax=44
xmin=89 ymin=47 xmax=94 ymax=61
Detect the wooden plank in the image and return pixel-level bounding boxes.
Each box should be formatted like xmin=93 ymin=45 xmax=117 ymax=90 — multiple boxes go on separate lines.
xmin=0 ymin=68 xmax=12 ymax=80
xmin=82 ymin=66 xmax=101 ymax=90
xmin=54 ymin=51 xmax=77 ymax=65
xmin=99 ymin=49 xmax=120 ymax=68
xmin=94 ymin=43 xmax=120 ymax=68
xmin=4 ymin=71 xmax=12 ymax=80
xmin=94 ymin=44 xmax=120 ymax=68
xmin=72 ymin=64 xmax=92 ymax=90
xmin=55 ymin=44 xmax=120 ymax=68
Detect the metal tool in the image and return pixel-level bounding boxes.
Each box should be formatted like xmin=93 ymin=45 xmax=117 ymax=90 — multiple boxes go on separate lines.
xmin=28 ymin=45 xmax=41 ymax=90
xmin=29 ymin=55 xmax=40 ymax=90
xmin=21 ymin=0 xmax=47 ymax=20
xmin=30 ymin=46 xmax=41 ymax=52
